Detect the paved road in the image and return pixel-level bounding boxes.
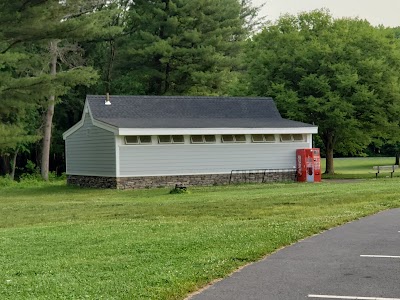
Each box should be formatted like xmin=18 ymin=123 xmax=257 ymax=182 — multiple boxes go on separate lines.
xmin=190 ymin=208 xmax=400 ymax=300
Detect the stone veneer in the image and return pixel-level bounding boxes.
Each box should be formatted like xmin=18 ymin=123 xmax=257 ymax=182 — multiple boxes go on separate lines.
xmin=67 ymin=175 xmax=118 ymax=189
xmin=68 ymin=170 xmax=296 ymax=189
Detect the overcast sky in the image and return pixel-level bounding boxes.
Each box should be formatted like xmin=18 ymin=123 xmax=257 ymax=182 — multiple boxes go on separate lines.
xmin=254 ymin=0 xmax=400 ymax=27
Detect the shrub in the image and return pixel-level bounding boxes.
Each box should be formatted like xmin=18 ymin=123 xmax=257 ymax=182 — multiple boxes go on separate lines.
xmin=0 ymin=176 xmax=17 ymax=187
xmin=169 ymin=184 xmax=190 ymax=194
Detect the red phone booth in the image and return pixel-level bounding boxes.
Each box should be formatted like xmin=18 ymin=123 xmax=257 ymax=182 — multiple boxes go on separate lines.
xmin=296 ymin=148 xmax=321 ymax=182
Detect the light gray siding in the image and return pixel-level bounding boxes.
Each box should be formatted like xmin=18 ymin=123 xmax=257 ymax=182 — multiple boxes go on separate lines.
xmin=66 ymin=115 xmax=116 ymax=176
xmin=118 ymin=142 xmax=309 ymax=176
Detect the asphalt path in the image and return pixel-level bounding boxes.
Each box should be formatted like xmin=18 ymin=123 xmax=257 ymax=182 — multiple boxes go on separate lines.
xmin=189 ymin=208 xmax=400 ymax=300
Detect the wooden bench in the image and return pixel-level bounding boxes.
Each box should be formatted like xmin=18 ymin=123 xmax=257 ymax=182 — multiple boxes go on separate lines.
xmin=371 ymin=165 xmax=398 ymax=178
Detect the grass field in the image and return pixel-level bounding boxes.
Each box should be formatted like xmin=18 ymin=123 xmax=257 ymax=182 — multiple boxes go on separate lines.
xmin=321 ymin=156 xmax=398 ymax=178
xmin=1 ymin=170 xmax=400 ymax=299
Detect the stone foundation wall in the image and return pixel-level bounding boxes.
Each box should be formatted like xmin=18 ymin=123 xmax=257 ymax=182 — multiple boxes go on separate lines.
xmin=68 ymin=170 xmax=296 ymax=189
xmin=229 ymin=170 xmax=296 ymax=185
xmin=117 ymin=174 xmax=230 ymax=189
xmin=67 ymin=175 xmax=118 ymax=189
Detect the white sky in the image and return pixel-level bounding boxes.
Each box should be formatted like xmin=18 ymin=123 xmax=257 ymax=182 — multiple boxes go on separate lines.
xmin=254 ymin=0 xmax=400 ymax=27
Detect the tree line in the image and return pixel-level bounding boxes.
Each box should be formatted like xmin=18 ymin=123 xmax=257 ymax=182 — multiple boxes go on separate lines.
xmin=1 ymin=1 xmax=400 ymax=179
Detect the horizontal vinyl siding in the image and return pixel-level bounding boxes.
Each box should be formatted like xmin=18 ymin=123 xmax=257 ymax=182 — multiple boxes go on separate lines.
xmin=65 ymin=116 xmax=116 ymax=176
xmin=119 ymin=143 xmax=308 ymax=176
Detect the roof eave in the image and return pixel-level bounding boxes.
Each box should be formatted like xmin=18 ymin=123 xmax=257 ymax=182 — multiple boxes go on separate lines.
xmin=118 ymin=127 xmax=318 ymax=136
xmin=62 ymin=100 xmax=90 ymax=140
xmin=91 ymin=118 xmax=119 ymax=134
xmin=63 ymin=100 xmax=118 ymax=140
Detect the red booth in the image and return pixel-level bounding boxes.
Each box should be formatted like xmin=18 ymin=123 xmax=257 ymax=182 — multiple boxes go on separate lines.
xmin=296 ymin=148 xmax=321 ymax=182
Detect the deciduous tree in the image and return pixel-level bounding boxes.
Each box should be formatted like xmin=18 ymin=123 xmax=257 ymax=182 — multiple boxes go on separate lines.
xmin=245 ymin=10 xmax=400 ymax=173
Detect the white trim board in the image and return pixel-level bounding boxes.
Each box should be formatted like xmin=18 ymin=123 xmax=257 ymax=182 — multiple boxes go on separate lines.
xmin=118 ymin=127 xmax=318 ymax=136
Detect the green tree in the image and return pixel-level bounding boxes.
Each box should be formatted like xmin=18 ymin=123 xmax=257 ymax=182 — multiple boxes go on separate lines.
xmin=0 ymin=45 xmax=44 ymax=177
xmin=0 ymin=0 xmax=122 ymax=180
xmin=107 ymin=0 xmax=258 ymax=96
xmin=0 ymin=108 xmax=40 ymax=179
xmin=245 ymin=10 xmax=400 ymax=174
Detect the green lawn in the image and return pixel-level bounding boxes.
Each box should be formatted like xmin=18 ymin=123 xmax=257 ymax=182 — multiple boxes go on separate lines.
xmin=321 ymin=156 xmax=397 ymax=178
xmin=1 ymin=177 xmax=400 ymax=299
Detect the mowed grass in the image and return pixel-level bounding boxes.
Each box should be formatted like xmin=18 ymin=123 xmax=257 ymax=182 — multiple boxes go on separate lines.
xmin=321 ymin=157 xmax=397 ymax=178
xmin=1 ymin=176 xmax=400 ymax=299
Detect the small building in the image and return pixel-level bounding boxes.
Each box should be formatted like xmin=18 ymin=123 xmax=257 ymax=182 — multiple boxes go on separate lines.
xmin=63 ymin=95 xmax=318 ymax=189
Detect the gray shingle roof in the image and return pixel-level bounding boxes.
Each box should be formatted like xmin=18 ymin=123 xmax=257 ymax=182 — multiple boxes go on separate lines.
xmin=87 ymin=95 xmax=314 ymax=128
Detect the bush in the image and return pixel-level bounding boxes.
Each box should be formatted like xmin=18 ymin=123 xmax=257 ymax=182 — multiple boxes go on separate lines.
xmin=18 ymin=171 xmax=66 ymax=186
xmin=0 ymin=172 xmax=66 ymax=189
xmin=0 ymin=176 xmax=17 ymax=187
xmin=19 ymin=172 xmax=43 ymax=182
xmin=169 ymin=184 xmax=190 ymax=194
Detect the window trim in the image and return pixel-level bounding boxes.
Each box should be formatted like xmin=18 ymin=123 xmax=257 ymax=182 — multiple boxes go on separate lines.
xmin=204 ymin=135 xmax=216 ymax=143
xmin=158 ymin=135 xmax=185 ymax=144
xmin=264 ymin=134 xmax=276 ymax=143
xmin=279 ymin=134 xmax=306 ymax=142
xmin=125 ymin=135 xmax=152 ymax=145
xmin=124 ymin=134 xmax=305 ymax=145
xmin=125 ymin=136 xmax=139 ymax=144
xmin=171 ymin=135 xmax=185 ymax=144
xmin=251 ymin=134 xmax=276 ymax=143
xmin=251 ymin=134 xmax=264 ymax=143
xmin=190 ymin=135 xmax=217 ymax=144
xmin=158 ymin=135 xmax=172 ymax=144
xmin=190 ymin=135 xmax=205 ymax=144
xmin=280 ymin=134 xmax=294 ymax=142
xmin=138 ymin=135 xmax=152 ymax=144
xmin=221 ymin=134 xmax=247 ymax=143
xmin=292 ymin=134 xmax=305 ymax=142
xmin=221 ymin=134 xmax=235 ymax=143
xmin=234 ymin=134 xmax=246 ymax=143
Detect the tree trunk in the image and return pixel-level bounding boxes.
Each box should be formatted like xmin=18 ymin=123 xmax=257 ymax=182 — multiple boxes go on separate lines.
xmin=395 ymin=152 xmax=399 ymax=166
xmin=106 ymin=39 xmax=116 ymax=93
xmin=0 ymin=155 xmax=10 ymax=176
xmin=158 ymin=0 xmax=170 ymax=95
xmin=41 ymin=40 xmax=58 ymax=181
xmin=10 ymin=148 xmax=19 ymax=181
xmin=161 ymin=62 xmax=170 ymax=94
xmin=324 ymin=133 xmax=335 ymax=175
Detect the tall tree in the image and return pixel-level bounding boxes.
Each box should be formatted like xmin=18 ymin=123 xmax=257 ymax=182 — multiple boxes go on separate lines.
xmin=107 ymin=0 xmax=258 ymax=96
xmin=0 ymin=43 xmax=45 ymax=177
xmin=245 ymin=10 xmax=400 ymax=174
xmin=0 ymin=0 xmax=122 ymax=180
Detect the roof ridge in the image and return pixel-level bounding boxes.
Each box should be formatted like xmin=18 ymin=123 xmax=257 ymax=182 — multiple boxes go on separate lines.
xmin=87 ymin=95 xmax=274 ymax=101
